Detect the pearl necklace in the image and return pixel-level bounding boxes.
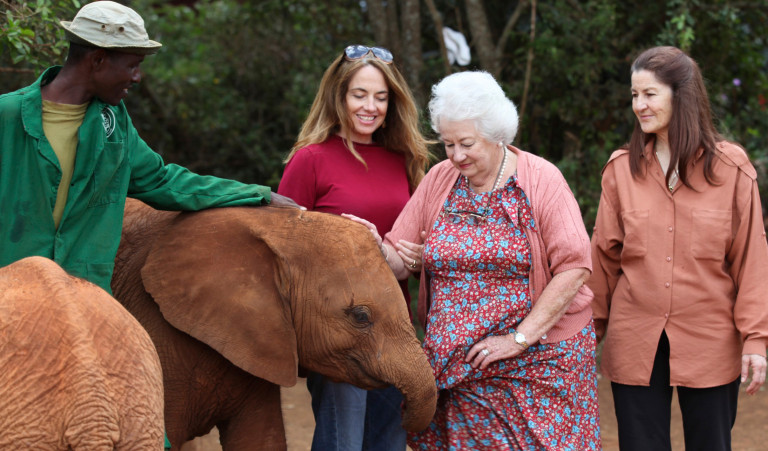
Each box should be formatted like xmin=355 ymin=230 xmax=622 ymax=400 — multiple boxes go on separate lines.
xmin=468 ymin=145 xmax=508 ymax=193
xmin=455 ymin=146 xmax=508 ymax=224
xmin=492 ymin=146 xmax=508 ymax=191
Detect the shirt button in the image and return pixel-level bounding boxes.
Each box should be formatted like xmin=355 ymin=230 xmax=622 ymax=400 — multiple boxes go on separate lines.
xmin=665 ymin=313 xmax=669 ymax=318
xmin=668 ymin=226 xmax=673 ymax=232
xmin=665 ymin=282 xmax=670 ymax=288
xmin=666 ymin=256 xmax=672 ymax=262
xmin=50 ymin=186 xmax=57 ymax=193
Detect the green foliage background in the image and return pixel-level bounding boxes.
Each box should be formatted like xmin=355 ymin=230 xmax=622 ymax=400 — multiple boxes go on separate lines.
xmin=2 ymin=0 xmax=767 ymax=230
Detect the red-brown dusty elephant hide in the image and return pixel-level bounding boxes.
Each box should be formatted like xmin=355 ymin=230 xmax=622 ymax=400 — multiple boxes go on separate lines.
xmin=0 ymin=256 xmax=164 ymax=450
xmin=112 ymin=199 xmax=437 ymax=450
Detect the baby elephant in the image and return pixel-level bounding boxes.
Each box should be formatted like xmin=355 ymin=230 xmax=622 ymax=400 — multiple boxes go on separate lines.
xmin=0 ymin=256 xmax=164 ymax=450
xmin=113 ymin=199 xmax=437 ymax=450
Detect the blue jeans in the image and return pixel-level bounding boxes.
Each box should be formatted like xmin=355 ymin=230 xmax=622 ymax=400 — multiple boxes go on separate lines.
xmin=307 ymin=372 xmax=407 ymax=451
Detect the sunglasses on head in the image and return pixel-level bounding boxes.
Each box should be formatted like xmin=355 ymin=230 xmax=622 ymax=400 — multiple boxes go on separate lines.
xmin=344 ymin=45 xmax=393 ymax=64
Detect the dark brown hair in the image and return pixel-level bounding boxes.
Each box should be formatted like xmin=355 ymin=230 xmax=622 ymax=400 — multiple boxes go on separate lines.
xmin=627 ymin=46 xmax=721 ymax=187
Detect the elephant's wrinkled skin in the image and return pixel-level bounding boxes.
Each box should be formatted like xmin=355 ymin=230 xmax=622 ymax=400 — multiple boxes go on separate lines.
xmin=113 ymin=199 xmax=437 ymax=450
xmin=0 ymin=256 xmax=164 ymax=450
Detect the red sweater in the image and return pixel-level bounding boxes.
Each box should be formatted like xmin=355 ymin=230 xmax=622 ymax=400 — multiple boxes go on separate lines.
xmin=278 ymin=135 xmax=412 ymax=302
xmin=278 ymin=135 xmax=410 ymax=234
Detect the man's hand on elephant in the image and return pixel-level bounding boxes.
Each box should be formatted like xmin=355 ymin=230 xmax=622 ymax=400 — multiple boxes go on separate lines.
xmin=741 ymin=353 xmax=767 ymax=395
xmin=269 ymin=192 xmax=305 ymax=210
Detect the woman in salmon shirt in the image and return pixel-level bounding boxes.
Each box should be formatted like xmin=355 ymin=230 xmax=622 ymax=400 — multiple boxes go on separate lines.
xmin=589 ymin=46 xmax=768 ymax=450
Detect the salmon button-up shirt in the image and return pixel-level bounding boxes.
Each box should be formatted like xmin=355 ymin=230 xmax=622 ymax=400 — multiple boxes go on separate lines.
xmin=589 ymin=140 xmax=768 ymax=388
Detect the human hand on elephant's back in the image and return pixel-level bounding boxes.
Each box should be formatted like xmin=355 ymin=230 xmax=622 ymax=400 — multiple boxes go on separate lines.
xmin=341 ymin=213 xmax=383 ymax=246
xmin=269 ymin=192 xmax=305 ymax=210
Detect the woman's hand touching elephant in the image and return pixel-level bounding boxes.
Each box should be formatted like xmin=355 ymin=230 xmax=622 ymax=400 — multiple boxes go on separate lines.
xmin=341 ymin=214 xmax=383 ymax=247
xmin=341 ymin=214 xmax=426 ymax=279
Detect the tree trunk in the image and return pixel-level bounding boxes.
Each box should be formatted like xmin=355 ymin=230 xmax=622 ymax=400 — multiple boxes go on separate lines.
xmin=520 ymin=0 xmax=536 ymax=126
xmin=386 ymin=0 xmax=402 ymax=59
xmin=367 ymin=0 xmax=389 ymax=49
xmin=424 ymin=0 xmax=453 ymax=76
xmin=465 ymin=0 xmax=500 ymax=77
xmin=399 ymin=0 xmax=424 ymax=105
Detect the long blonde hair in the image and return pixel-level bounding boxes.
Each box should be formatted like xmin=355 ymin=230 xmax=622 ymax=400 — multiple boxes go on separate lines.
xmin=284 ymin=52 xmax=430 ymax=190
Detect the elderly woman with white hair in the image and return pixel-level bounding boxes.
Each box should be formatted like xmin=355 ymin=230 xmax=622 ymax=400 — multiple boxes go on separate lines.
xmin=349 ymin=71 xmax=601 ymax=449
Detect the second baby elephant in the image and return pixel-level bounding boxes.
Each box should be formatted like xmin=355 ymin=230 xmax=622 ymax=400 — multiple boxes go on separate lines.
xmin=113 ymin=199 xmax=437 ymax=450
xmin=0 ymin=256 xmax=164 ymax=450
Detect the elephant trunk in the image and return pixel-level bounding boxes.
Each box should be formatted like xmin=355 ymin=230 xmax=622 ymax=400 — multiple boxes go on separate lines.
xmin=389 ymin=340 xmax=437 ymax=432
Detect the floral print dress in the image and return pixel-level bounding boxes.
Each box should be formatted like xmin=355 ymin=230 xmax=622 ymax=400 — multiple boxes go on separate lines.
xmin=407 ymin=175 xmax=600 ymax=451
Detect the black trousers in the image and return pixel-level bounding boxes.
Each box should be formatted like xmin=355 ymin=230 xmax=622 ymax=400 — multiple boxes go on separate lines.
xmin=611 ymin=331 xmax=740 ymax=451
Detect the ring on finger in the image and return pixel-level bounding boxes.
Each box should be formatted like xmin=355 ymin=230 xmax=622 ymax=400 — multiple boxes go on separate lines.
xmin=481 ymin=348 xmax=489 ymax=356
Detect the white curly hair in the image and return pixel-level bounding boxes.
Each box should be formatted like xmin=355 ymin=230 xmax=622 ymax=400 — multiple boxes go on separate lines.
xmin=428 ymin=71 xmax=519 ymax=145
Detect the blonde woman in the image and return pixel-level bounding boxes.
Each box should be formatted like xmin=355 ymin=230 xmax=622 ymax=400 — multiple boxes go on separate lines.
xmin=278 ymin=45 xmax=429 ymax=451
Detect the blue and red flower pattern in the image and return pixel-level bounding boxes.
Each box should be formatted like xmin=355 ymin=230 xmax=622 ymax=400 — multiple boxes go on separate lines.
xmin=407 ymin=174 xmax=600 ymax=450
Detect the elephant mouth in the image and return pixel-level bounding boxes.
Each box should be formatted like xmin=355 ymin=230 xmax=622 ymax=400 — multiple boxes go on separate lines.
xmin=347 ymin=355 xmax=389 ymax=390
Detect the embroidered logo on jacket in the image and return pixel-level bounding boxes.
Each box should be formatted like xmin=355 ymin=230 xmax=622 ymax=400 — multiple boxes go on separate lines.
xmin=101 ymin=107 xmax=116 ymax=138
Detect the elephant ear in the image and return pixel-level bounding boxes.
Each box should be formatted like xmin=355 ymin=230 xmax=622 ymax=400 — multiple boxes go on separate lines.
xmin=141 ymin=207 xmax=298 ymax=387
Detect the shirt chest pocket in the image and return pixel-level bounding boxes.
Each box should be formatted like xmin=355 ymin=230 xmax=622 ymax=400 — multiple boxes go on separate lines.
xmin=691 ymin=209 xmax=732 ymax=260
xmin=87 ymin=141 xmax=126 ymax=207
xmin=621 ymin=209 xmax=648 ymax=259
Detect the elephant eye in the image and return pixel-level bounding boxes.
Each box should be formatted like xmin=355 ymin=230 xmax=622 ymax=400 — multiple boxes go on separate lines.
xmin=345 ymin=305 xmax=372 ymax=328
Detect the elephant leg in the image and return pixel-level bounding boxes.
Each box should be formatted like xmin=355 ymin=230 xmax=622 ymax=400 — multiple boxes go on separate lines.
xmin=218 ymin=382 xmax=287 ymax=451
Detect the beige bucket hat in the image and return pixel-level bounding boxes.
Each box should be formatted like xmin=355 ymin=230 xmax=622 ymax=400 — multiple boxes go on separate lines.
xmin=60 ymin=1 xmax=162 ymax=55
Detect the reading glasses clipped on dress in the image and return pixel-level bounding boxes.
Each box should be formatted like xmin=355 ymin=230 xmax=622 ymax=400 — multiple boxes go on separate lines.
xmin=442 ymin=205 xmax=490 ymax=226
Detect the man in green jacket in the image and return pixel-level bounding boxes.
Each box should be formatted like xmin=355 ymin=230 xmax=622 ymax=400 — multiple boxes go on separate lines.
xmin=0 ymin=1 xmax=296 ymax=294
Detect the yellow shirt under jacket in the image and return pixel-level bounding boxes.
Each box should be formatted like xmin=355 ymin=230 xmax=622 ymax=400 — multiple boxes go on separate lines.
xmin=589 ymin=140 xmax=768 ymax=388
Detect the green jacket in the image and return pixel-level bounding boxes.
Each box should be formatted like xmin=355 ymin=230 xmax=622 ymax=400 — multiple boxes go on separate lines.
xmin=0 ymin=67 xmax=272 ymax=292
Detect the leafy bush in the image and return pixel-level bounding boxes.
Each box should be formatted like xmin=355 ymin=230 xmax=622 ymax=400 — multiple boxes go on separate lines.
xmin=2 ymin=0 xmax=766 ymax=218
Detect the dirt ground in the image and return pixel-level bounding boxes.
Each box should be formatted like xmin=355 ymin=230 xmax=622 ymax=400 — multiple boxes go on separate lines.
xmin=597 ymin=374 xmax=768 ymax=451
xmin=182 ymin=375 xmax=767 ymax=451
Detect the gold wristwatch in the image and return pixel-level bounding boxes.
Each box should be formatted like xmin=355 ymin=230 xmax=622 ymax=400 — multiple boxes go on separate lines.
xmin=513 ymin=332 xmax=529 ymax=350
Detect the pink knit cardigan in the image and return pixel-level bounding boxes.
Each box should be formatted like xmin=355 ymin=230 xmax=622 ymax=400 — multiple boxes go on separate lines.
xmin=384 ymin=146 xmax=594 ymax=343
